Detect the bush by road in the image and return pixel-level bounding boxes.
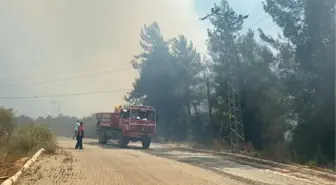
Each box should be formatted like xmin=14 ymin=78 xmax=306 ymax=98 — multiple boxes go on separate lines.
xmin=0 ymin=107 xmax=57 ymax=182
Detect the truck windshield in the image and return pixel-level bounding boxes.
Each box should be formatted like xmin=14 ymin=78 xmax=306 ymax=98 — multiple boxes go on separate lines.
xmin=131 ymin=109 xmax=155 ymax=121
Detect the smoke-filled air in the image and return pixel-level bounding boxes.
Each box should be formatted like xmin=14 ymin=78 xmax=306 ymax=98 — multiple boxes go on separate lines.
xmin=0 ymin=0 xmax=335 ymax=183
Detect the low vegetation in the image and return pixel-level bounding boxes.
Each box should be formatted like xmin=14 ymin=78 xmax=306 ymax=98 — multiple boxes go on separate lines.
xmin=0 ymin=108 xmax=57 ymax=181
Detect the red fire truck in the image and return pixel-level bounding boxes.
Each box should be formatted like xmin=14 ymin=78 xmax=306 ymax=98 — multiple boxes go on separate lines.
xmin=96 ymin=105 xmax=157 ymax=149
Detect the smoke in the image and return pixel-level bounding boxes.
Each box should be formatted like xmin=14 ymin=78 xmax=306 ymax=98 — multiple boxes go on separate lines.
xmin=0 ymin=0 xmax=207 ymax=117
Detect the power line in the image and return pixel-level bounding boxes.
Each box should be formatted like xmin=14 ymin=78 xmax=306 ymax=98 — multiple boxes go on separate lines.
xmin=241 ymin=16 xmax=270 ymax=32
xmin=0 ymin=60 xmax=126 ymax=81
xmin=193 ymin=16 xmax=278 ymax=45
xmin=5 ymin=67 xmax=133 ymax=87
xmin=0 ymin=88 xmax=131 ymax=100
xmin=2 ymin=9 xmax=274 ymax=86
xmin=1 ymin=10 xmax=279 ymax=88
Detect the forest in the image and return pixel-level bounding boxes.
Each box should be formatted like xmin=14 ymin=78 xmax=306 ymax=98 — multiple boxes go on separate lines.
xmin=124 ymin=0 xmax=335 ymax=166
xmin=2 ymin=0 xmax=335 ymax=167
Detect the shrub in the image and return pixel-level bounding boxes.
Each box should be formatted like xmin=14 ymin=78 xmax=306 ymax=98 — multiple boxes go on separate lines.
xmin=0 ymin=107 xmax=57 ymax=161
xmin=0 ymin=107 xmax=57 ymax=180
xmin=7 ymin=124 xmax=57 ymax=156
xmin=0 ymin=108 xmax=15 ymax=145
xmin=258 ymin=142 xmax=291 ymax=163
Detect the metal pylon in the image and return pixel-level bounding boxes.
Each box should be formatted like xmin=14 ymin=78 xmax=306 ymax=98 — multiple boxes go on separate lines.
xmin=198 ymin=8 xmax=247 ymax=152
xmin=227 ymin=50 xmax=245 ymax=152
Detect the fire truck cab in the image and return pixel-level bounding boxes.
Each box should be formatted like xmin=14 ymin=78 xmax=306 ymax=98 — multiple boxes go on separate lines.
xmin=96 ymin=105 xmax=157 ymax=149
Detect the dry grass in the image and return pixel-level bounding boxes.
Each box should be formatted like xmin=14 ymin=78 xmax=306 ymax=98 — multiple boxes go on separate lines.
xmin=0 ymin=125 xmax=57 ymax=167
xmin=251 ymin=143 xmax=292 ymax=163
xmin=6 ymin=124 xmax=57 ymax=156
xmin=0 ymin=124 xmax=57 ymax=181
xmin=0 ymin=108 xmax=57 ymax=182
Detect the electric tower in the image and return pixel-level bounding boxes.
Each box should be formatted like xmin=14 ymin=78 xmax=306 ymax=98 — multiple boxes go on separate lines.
xmin=200 ymin=8 xmax=246 ymax=152
xmin=227 ymin=43 xmax=245 ymax=152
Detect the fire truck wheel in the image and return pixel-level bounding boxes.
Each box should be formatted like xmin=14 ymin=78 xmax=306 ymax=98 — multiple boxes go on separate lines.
xmin=141 ymin=138 xmax=151 ymax=149
xmin=118 ymin=136 xmax=129 ymax=148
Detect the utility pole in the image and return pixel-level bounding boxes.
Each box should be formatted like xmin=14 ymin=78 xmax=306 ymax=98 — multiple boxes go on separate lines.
xmin=200 ymin=8 xmax=247 ymax=152
xmin=50 ymin=101 xmax=61 ymax=116
xmin=227 ymin=40 xmax=245 ymax=152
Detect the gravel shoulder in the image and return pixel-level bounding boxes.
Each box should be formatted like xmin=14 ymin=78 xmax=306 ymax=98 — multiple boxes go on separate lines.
xmin=144 ymin=148 xmax=334 ymax=185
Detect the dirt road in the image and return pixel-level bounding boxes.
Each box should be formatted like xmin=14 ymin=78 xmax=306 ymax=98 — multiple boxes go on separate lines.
xmin=16 ymin=138 xmax=334 ymax=185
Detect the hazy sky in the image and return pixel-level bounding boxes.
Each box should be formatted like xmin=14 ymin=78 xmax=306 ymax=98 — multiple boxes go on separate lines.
xmin=0 ymin=0 xmax=279 ymax=118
